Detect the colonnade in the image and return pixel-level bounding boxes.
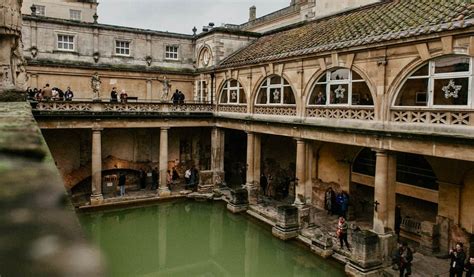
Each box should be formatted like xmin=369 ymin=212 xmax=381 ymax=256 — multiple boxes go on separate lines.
xmin=89 ymin=126 xmax=398 ymax=234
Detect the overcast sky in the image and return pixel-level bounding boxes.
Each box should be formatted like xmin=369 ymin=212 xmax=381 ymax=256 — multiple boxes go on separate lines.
xmin=97 ymin=0 xmax=290 ymax=34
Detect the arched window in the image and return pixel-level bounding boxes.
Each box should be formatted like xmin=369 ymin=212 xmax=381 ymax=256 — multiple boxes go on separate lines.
xmin=219 ymin=79 xmax=246 ymax=104
xmin=256 ymin=75 xmax=295 ymax=105
xmin=308 ymin=68 xmax=373 ymax=106
xmin=394 ymin=56 xmax=473 ymax=107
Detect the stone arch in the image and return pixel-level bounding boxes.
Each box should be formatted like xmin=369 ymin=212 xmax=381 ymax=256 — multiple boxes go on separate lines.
xmin=252 ymin=74 xmax=298 ymax=108
xmin=386 ymin=52 xmax=472 ymax=119
xmin=197 ymin=44 xmax=213 ymax=68
xmin=304 ymin=66 xmax=377 ymax=107
xmin=217 ymin=78 xmax=248 ymax=105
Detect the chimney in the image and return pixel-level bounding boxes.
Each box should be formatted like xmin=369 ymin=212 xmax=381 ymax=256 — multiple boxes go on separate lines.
xmin=249 ymin=6 xmax=256 ymax=21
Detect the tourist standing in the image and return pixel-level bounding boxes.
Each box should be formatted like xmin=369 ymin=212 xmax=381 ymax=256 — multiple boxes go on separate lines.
xmin=340 ymin=191 xmax=349 ymax=219
xmin=260 ymin=174 xmax=268 ymax=196
xmin=466 ymin=255 xmax=474 ymax=277
xmin=171 ymin=89 xmax=179 ymax=105
xmin=166 ymin=170 xmax=172 ymax=190
xmin=110 ymin=87 xmax=118 ymax=102
xmin=152 ymin=167 xmax=158 ymax=190
xmin=172 ymin=167 xmax=179 ymax=183
xmin=42 ymin=84 xmax=52 ymax=101
xmin=57 ymin=88 xmax=64 ymax=101
xmin=178 ymin=90 xmax=185 ymax=104
xmin=449 ymin=242 xmax=466 ymax=277
xmin=336 ymin=217 xmax=351 ymax=251
xmin=65 ymin=87 xmax=74 ymax=101
xmin=398 ymin=241 xmax=413 ymax=277
xmin=184 ymin=168 xmax=191 ymax=189
xmin=120 ymin=89 xmax=128 ymax=103
xmin=325 ymin=187 xmax=335 ymax=215
xmin=139 ymin=169 xmax=146 ymax=190
xmin=189 ymin=166 xmax=199 ymax=191
xmin=395 ymin=205 xmax=402 ymax=238
xmin=118 ymin=173 xmax=126 ymax=197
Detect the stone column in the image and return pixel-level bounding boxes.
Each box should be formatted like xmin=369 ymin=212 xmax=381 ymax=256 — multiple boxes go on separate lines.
xmin=246 ymin=132 xmax=257 ymax=204
xmin=294 ymin=139 xmax=306 ymax=205
xmin=91 ymin=128 xmax=103 ymax=205
xmin=159 ymin=127 xmax=171 ymax=196
xmin=373 ymin=149 xmax=396 ymax=234
xmin=211 ymin=127 xmax=225 ymax=187
xmin=253 ymin=133 xmax=261 ymax=191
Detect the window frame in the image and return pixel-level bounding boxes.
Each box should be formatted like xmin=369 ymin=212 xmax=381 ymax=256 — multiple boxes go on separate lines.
xmin=56 ymin=33 xmax=75 ymax=52
xmin=165 ymin=45 xmax=179 ymax=61
xmin=69 ymin=9 xmax=81 ymax=21
xmin=34 ymin=5 xmax=45 ymax=16
xmin=219 ymin=79 xmax=246 ymax=105
xmin=308 ymin=68 xmax=372 ymax=107
xmin=255 ymin=75 xmax=295 ymax=106
xmin=115 ymin=39 xmax=131 ymax=56
xmin=394 ymin=56 xmax=473 ymax=109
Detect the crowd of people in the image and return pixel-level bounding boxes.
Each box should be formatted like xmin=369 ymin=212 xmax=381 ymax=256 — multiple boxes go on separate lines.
xmin=324 ymin=187 xmax=350 ymax=219
xmin=115 ymin=165 xmax=200 ymax=197
xmin=26 ymin=84 xmax=74 ymax=101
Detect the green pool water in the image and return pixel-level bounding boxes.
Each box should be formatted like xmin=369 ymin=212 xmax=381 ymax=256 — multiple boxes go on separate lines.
xmin=79 ymin=200 xmax=345 ymax=277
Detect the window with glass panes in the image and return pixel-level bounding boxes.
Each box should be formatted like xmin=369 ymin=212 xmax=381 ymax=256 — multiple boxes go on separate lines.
xmin=57 ymin=34 xmax=74 ymax=51
xmin=394 ymin=56 xmax=473 ymax=107
xmin=220 ymin=80 xmax=246 ymax=104
xmin=308 ymin=68 xmax=373 ymax=106
xmin=35 ymin=5 xmax=45 ymax=16
xmin=256 ymin=75 xmax=295 ymax=105
xmin=70 ymin=9 xmax=81 ymax=20
xmin=165 ymin=46 xmax=179 ymax=60
xmin=115 ymin=40 xmax=130 ymax=56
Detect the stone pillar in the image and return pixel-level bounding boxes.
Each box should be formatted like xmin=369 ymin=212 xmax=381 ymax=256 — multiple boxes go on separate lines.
xmin=253 ymin=133 xmax=261 ymax=192
xmin=295 ymin=139 xmax=306 ymax=205
xmin=373 ymin=149 xmax=396 ymax=234
xmin=159 ymin=127 xmax=171 ymax=196
xmin=146 ymin=79 xmax=152 ymax=101
xmin=246 ymin=132 xmax=258 ymax=204
xmin=305 ymin=142 xmax=314 ymax=204
xmin=211 ymin=127 xmax=225 ymax=187
xmin=227 ymin=188 xmax=249 ymax=213
xmin=345 ymin=230 xmax=383 ymax=275
xmin=90 ymin=128 xmax=103 ymax=205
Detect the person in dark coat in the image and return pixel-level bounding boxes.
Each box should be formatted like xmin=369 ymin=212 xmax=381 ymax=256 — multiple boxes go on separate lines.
xmin=189 ymin=166 xmax=199 ymax=191
xmin=260 ymin=174 xmax=268 ymax=196
xmin=110 ymin=87 xmax=118 ymax=102
xmin=325 ymin=187 xmax=336 ymax=215
xmin=171 ymin=89 xmax=180 ymax=105
xmin=139 ymin=169 xmax=146 ymax=190
xmin=178 ymin=91 xmax=185 ymax=104
xmin=118 ymin=173 xmax=126 ymax=197
xmin=466 ymin=255 xmax=474 ymax=277
xmin=151 ymin=167 xmax=158 ymax=190
xmin=395 ymin=205 xmax=402 ymax=238
xmin=398 ymin=241 xmax=413 ymax=277
xmin=449 ymin=242 xmax=466 ymax=277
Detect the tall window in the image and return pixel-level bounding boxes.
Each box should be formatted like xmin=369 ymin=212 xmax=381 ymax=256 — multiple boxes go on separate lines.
xmin=57 ymin=34 xmax=74 ymax=51
xmin=394 ymin=56 xmax=472 ymax=107
xmin=308 ymin=68 xmax=373 ymax=106
xmin=115 ymin=40 xmax=130 ymax=56
xmin=220 ymin=79 xmax=246 ymax=104
xmin=70 ymin=9 xmax=81 ymax=21
xmin=256 ymin=75 xmax=295 ymax=105
xmin=34 ymin=5 xmax=45 ymax=16
xmin=165 ymin=46 xmax=179 ymax=60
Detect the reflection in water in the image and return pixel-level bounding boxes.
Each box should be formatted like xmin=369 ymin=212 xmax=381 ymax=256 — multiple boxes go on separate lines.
xmin=79 ymin=200 xmax=345 ymax=277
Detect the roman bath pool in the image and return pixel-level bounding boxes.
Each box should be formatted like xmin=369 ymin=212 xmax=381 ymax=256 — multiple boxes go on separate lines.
xmin=79 ymin=200 xmax=345 ymax=277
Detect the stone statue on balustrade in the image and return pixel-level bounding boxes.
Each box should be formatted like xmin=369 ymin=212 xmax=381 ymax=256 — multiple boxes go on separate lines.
xmin=158 ymin=76 xmax=172 ymax=101
xmin=91 ymin=72 xmax=102 ymax=101
xmin=0 ymin=0 xmax=27 ymax=100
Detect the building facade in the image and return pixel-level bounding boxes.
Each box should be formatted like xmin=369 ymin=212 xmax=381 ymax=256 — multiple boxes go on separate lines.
xmin=22 ymin=0 xmax=474 ymax=275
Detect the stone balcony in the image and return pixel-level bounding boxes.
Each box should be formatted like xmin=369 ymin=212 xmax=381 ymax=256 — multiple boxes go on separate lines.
xmin=31 ymin=100 xmax=474 ymax=140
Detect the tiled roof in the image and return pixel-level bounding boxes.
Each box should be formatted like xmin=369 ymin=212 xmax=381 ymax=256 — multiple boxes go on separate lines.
xmin=219 ymin=0 xmax=474 ymax=68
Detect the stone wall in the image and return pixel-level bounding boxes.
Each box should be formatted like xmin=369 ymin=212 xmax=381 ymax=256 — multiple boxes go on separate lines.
xmin=22 ymin=0 xmax=98 ymax=23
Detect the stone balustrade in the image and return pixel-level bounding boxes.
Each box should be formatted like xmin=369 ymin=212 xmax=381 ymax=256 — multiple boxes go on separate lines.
xmin=391 ymin=107 xmax=474 ymax=126
xmin=306 ymin=106 xmax=375 ymax=121
xmin=217 ymin=104 xmax=247 ymax=113
xmin=254 ymin=105 xmax=297 ymax=116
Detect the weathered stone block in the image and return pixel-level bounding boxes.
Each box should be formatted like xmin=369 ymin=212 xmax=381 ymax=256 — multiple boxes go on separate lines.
xmin=272 ymin=205 xmax=299 ymax=240
xmin=311 ymin=229 xmax=334 ymax=258
xmin=419 ymin=221 xmax=440 ymax=255
xmin=226 ymin=188 xmax=248 ymax=213
xmin=349 ymin=230 xmax=382 ymax=269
